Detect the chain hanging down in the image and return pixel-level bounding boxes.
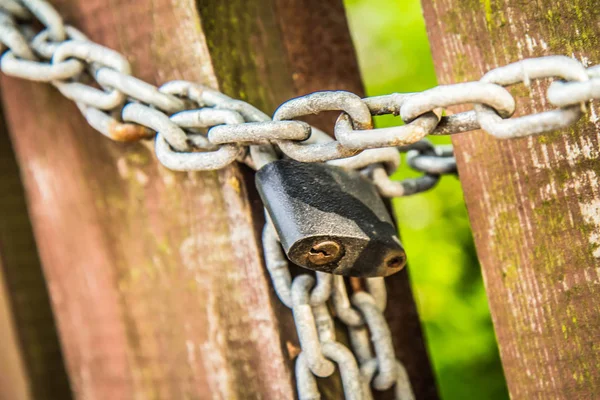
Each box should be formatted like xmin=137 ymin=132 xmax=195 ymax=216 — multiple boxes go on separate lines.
xmin=263 ymin=220 xmax=414 ymax=399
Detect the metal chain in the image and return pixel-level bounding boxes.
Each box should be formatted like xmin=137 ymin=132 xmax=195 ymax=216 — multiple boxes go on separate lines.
xmin=3 ymin=1 xmax=600 ymax=197
xmin=1 ymin=1 xmax=599 ymax=398
xmin=264 ymin=220 xmax=414 ymax=399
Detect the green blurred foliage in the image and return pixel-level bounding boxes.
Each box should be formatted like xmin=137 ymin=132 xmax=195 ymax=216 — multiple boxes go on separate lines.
xmin=343 ymin=1 xmax=510 ymax=399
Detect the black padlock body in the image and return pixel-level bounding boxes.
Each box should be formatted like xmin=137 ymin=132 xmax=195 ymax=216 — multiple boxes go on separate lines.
xmin=256 ymin=159 xmax=406 ymax=277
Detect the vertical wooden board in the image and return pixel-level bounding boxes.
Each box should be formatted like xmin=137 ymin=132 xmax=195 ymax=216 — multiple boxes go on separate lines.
xmin=0 ymin=263 xmax=30 ymax=400
xmin=422 ymin=0 xmax=600 ymax=398
xmin=2 ymin=0 xmax=293 ymax=398
xmin=190 ymin=1 xmax=438 ymax=397
xmin=0 ymin=113 xmax=71 ymax=399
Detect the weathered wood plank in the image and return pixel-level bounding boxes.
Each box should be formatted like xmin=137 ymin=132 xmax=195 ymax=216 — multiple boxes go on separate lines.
xmin=2 ymin=1 xmax=292 ymax=397
xmin=422 ymin=0 xmax=600 ymax=398
xmin=0 ymin=112 xmax=71 ymax=400
xmin=0 ymin=264 xmax=30 ymax=400
xmin=1 ymin=0 xmax=435 ymax=398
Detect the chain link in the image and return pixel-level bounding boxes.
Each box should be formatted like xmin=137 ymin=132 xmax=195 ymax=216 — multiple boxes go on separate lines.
xmin=0 ymin=0 xmax=598 ymax=196
xmin=1 ymin=2 xmax=599 ymax=398
xmin=263 ymin=219 xmax=415 ymax=399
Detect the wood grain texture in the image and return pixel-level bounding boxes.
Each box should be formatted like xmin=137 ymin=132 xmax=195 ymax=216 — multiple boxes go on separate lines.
xmin=197 ymin=2 xmax=438 ymax=395
xmin=1 ymin=0 xmax=436 ymax=398
xmin=422 ymin=0 xmax=600 ymax=398
xmin=0 ymin=112 xmax=71 ymax=400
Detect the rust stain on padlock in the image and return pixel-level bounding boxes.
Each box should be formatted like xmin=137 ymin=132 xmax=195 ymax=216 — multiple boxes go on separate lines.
xmin=308 ymin=240 xmax=344 ymax=265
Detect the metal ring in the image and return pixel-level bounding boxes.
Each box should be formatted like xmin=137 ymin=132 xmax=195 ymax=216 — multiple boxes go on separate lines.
xmin=262 ymin=221 xmax=292 ymax=308
xmin=361 ymin=358 xmax=414 ymax=400
xmin=274 ymin=90 xmax=373 ymax=129
xmin=295 ymin=353 xmax=321 ymax=400
xmin=278 ymin=138 xmax=359 ymax=162
xmin=400 ymin=81 xmax=515 ymax=122
xmin=171 ymin=107 xmax=269 ymax=150
xmin=407 ymin=151 xmax=457 ymax=175
xmin=331 ymin=275 xmax=364 ymax=327
xmin=53 ymin=40 xmax=131 ymax=74
xmin=547 ymin=78 xmax=600 ymax=108
xmin=328 ymin=147 xmax=400 ymax=175
xmin=321 ymin=342 xmax=364 ymax=400
xmin=475 ymin=56 xmax=588 ymax=139
xmin=0 ymin=0 xmax=32 ymax=19
xmin=155 ymin=133 xmax=241 ymax=171
xmin=122 ymin=103 xmax=189 ymax=151
xmin=352 ymin=292 xmax=397 ymax=391
xmin=30 ymin=25 xmax=87 ymax=59
xmin=390 ymin=140 xmax=455 ymax=193
xmin=335 ymin=111 xmax=439 ymax=150
xmin=208 ymin=120 xmax=311 ymax=145
xmin=153 ymin=103 xmax=249 ymax=170
xmin=482 ymin=56 xmax=588 ymax=86
xmin=397 ymin=139 xmax=435 ymax=154
xmin=51 ymin=41 xmax=132 ymax=110
xmin=161 ymin=80 xmax=272 ymax=122
xmin=291 ymin=275 xmax=336 ymax=378
xmin=160 ymin=80 xmax=230 ymax=108
xmin=273 ymin=91 xmax=372 ymax=161
xmin=0 ymin=11 xmax=36 ymax=60
xmin=53 ymin=80 xmax=125 ymax=110
xmin=171 ymin=108 xmax=244 ymax=129
xmin=362 ymin=92 xmax=413 ymax=116
xmin=1 ymin=50 xmax=83 ymax=81
xmin=96 ymin=68 xmax=186 ymax=114
xmin=349 ymin=326 xmax=374 ymax=365
xmin=432 ymin=111 xmax=480 ymax=135
xmin=371 ymin=166 xmax=439 ymax=198
xmin=76 ymin=103 xmax=154 ymax=142
xmin=365 ymin=278 xmax=387 ymax=312
xmin=161 ymin=80 xmax=278 ymax=169
xmin=20 ymin=0 xmax=66 ymax=41
xmin=310 ymin=273 xmax=333 ymax=306
xmin=275 ymin=122 xmax=359 ymax=163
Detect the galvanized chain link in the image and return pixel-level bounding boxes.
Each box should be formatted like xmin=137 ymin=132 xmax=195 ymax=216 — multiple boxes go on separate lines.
xmin=1 ymin=0 xmax=599 ymax=199
xmin=263 ymin=220 xmax=415 ymax=399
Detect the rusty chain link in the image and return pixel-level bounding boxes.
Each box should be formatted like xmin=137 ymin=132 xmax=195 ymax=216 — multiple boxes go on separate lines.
xmin=1 ymin=1 xmax=599 ymax=398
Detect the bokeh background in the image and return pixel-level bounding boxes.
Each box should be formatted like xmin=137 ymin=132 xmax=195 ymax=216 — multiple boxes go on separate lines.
xmin=343 ymin=1 xmax=509 ymax=399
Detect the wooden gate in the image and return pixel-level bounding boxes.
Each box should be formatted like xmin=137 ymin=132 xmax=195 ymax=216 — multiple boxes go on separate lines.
xmin=0 ymin=0 xmax=598 ymax=399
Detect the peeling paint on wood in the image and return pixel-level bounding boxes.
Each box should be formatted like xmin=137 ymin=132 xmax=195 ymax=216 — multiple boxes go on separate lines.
xmin=422 ymin=0 xmax=600 ymax=398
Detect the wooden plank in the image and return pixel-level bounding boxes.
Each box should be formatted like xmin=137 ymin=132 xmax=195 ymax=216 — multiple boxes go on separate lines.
xmin=0 ymin=263 xmax=30 ymax=400
xmin=0 ymin=112 xmax=71 ymax=400
xmin=422 ymin=0 xmax=600 ymax=398
xmin=1 ymin=0 xmax=436 ymax=398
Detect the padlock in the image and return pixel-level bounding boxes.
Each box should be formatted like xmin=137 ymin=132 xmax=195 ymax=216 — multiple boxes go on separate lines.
xmin=256 ymin=159 xmax=406 ymax=277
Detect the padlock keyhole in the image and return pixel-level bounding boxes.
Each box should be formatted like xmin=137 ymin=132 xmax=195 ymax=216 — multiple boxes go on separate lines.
xmin=307 ymin=240 xmax=343 ymax=265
